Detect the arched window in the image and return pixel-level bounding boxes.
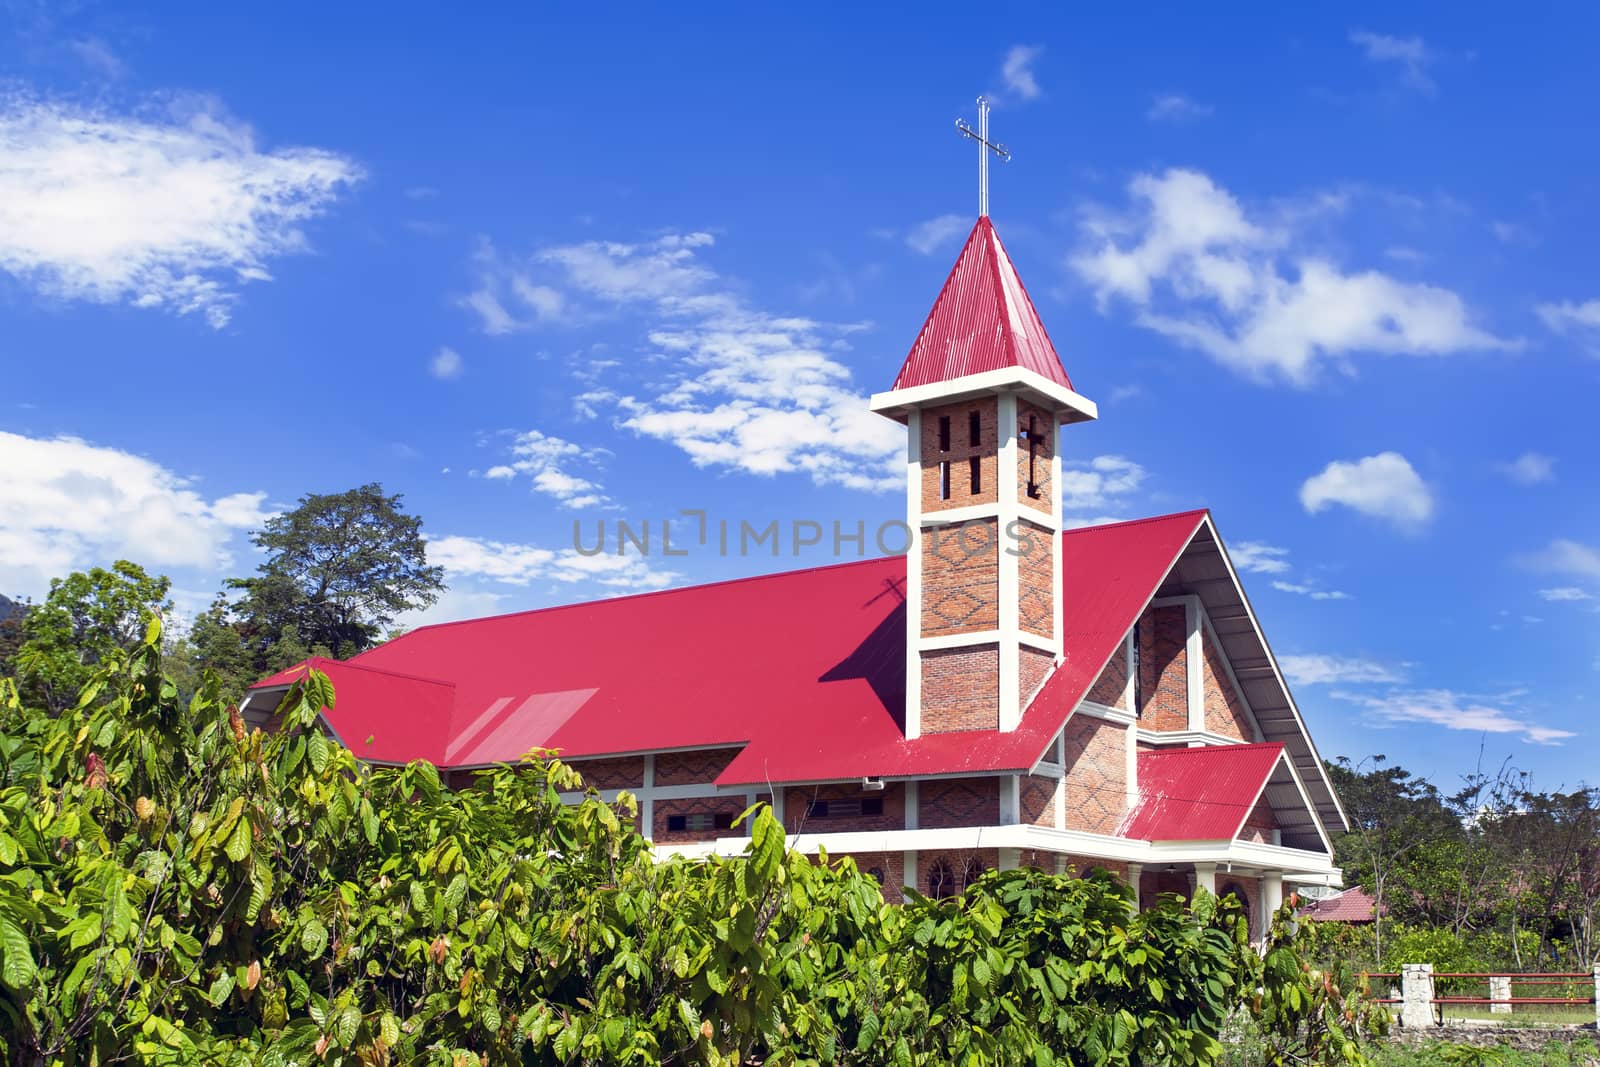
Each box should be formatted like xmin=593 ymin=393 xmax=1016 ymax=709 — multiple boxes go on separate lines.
xmin=865 ymin=866 xmax=885 ymax=885
xmin=959 ymin=855 xmax=987 ymax=891
xmin=928 ymin=858 xmax=957 ymax=899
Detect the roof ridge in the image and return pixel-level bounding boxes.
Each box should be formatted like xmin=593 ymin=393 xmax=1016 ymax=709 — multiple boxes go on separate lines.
xmin=896 ymin=217 xmax=987 ymax=388
xmin=280 ymin=655 xmax=457 ymax=690
xmin=1064 ymin=508 xmax=1210 ymax=535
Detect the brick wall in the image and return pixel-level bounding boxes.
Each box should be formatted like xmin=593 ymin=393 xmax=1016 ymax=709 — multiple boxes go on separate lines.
xmin=783 ymin=782 xmax=906 ymax=835
xmin=1085 ymin=637 xmax=1130 ymax=709
xmin=1061 ymin=854 xmax=1130 ymax=880
xmin=651 ymin=796 xmax=747 ymax=845
xmin=917 ymin=848 xmax=999 ymax=897
xmin=920 ymin=645 xmax=1000 ymax=732
xmin=654 ymin=748 xmax=738 ymax=786
xmin=1138 ymin=606 xmax=1189 ymax=731
xmin=919 ymin=777 xmax=1001 ymax=828
xmin=1016 ymin=519 xmax=1054 ymax=639
xmin=832 ymin=851 xmax=905 ymax=904
xmin=1061 ymin=716 xmax=1128 ymax=834
xmin=920 ymin=398 xmax=999 ymax=512
xmin=566 ymin=755 xmax=645 ymax=790
xmin=1219 ymin=876 xmax=1263 ymax=940
xmin=1200 ymin=625 xmax=1254 ymax=741
xmin=920 ymin=519 xmax=999 ymax=636
xmin=1020 ymin=773 xmax=1060 ymax=828
xmin=1239 ymin=797 xmax=1278 ymax=844
xmin=1018 ymin=646 xmax=1054 ymax=712
xmin=1016 ymin=399 xmax=1054 ymax=518
xmin=1140 ymin=869 xmax=1193 ymax=904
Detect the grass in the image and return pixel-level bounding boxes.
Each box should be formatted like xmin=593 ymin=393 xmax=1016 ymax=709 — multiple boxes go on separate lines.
xmin=1437 ymin=1005 xmax=1597 ymax=1026
xmin=1363 ymin=1039 xmax=1600 ymax=1066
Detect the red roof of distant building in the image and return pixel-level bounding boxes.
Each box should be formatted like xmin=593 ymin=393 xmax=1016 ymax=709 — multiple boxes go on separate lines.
xmin=891 ymin=216 xmax=1075 ymax=392
xmin=1300 ymin=887 xmax=1382 ymax=923
xmin=249 ymin=510 xmax=1208 ymax=784
xmin=1120 ymin=743 xmax=1284 ymax=841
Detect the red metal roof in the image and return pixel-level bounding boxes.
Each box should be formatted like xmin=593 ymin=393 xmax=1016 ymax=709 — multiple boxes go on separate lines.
xmin=1120 ymin=742 xmax=1284 ymax=841
xmin=891 ymin=216 xmax=1075 ymax=392
xmin=249 ymin=510 xmax=1207 ymax=784
xmin=1299 ymin=887 xmax=1382 ymax=923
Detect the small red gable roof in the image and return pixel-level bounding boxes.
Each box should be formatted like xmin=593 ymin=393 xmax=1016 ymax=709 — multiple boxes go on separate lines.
xmin=891 ymin=216 xmax=1075 ymax=392
xmin=1300 ymin=887 xmax=1383 ymax=923
xmin=248 ymin=510 xmax=1208 ymax=784
xmin=1120 ymin=743 xmax=1285 ymax=842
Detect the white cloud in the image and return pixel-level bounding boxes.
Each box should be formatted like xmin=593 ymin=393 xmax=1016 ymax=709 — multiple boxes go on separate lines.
xmin=1536 ymin=299 xmax=1600 ymax=356
xmin=905 ymin=214 xmax=970 ymax=256
xmin=1520 ymin=539 xmax=1600 ymax=580
xmin=1230 ymin=540 xmax=1292 ymax=575
xmin=1496 ymin=451 xmax=1555 ymax=486
xmin=1349 ymin=30 xmax=1437 ymax=93
xmin=427 ymin=534 xmax=675 ymax=592
xmin=0 ymin=94 xmax=360 ymax=328
xmin=1147 ymin=94 xmax=1213 ymax=122
xmin=478 ymin=429 xmax=608 ymax=509
xmin=476 ymin=232 xmax=905 ymax=492
xmin=1000 ymin=45 xmax=1044 ymax=101
xmin=1058 ymin=456 xmax=1147 ymax=525
xmin=459 ymin=238 xmax=571 ymax=333
xmin=1538 ymin=587 xmax=1593 ymax=602
xmin=429 ymin=346 xmax=463 ymax=380
xmin=1071 ymin=169 xmax=1514 ymax=385
xmin=0 ymin=431 xmax=270 ymax=597
xmin=1271 ymin=580 xmax=1352 ymax=602
xmin=69 ymin=38 xmax=125 ymax=78
xmin=1332 ymin=688 xmax=1575 ymax=745
xmin=1300 ymin=452 xmax=1434 ymax=530
xmin=1280 ymin=653 xmax=1403 ymax=687
xmin=396 ymin=586 xmax=507 ymax=630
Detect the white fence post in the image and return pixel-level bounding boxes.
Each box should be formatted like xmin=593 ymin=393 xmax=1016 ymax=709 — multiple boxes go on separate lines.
xmin=1489 ymin=975 xmax=1511 ymax=1014
xmin=1400 ymin=963 xmax=1435 ymax=1028
xmin=1592 ymin=963 xmax=1599 ymax=1030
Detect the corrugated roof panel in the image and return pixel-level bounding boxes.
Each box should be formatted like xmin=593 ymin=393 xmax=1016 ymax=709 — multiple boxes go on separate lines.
xmin=1121 ymin=743 xmax=1284 ymax=841
xmin=892 ymin=216 xmax=1074 ymax=391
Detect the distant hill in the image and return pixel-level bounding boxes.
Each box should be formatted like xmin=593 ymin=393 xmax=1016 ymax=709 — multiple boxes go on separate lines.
xmin=0 ymin=593 xmax=24 ymax=624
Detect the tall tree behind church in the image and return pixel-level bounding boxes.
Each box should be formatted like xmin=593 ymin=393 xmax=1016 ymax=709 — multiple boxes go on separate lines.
xmin=226 ymin=484 xmax=444 ymax=674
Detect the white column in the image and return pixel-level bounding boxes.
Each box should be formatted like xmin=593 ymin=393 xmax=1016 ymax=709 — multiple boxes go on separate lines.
xmin=904 ymin=410 xmax=923 ymax=739
xmin=771 ymin=785 xmax=785 ymax=826
xmin=1051 ymin=415 xmax=1065 ymax=650
xmin=998 ymin=847 xmax=1020 ymax=871
xmin=641 ymin=754 xmax=656 ymax=839
xmin=903 ymin=849 xmax=919 ymax=897
xmin=1185 ymin=597 xmax=1204 ymax=733
xmin=1400 ymin=964 xmax=1435 ymax=1029
xmin=997 ymin=391 xmax=1021 ymax=730
xmin=1000 ymin=775 xmax=1019 ymax=825
xmin=1489 ymin=975 xmax=1511 ymax=1015
xmin=1593 ymin=964 xmax=1599 ymax=1031
xmin=1127 ymin=863 xmax=1143 ymax=912
xmin=1261 ymin=871 xmax=1284 ymax=947
xmin=904 ymin=780 xmax=919 ymax=830
xmin=1192 ymin=862 xmax=1217 ymax=896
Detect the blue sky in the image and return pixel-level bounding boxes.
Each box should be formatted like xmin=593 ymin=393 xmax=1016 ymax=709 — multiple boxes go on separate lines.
xmin=2 ymin=5 xmax=1597 ymax=790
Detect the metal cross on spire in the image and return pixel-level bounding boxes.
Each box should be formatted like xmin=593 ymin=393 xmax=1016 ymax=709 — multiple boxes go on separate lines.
xmin=955 ymin=96 xmax=1010 ymax=218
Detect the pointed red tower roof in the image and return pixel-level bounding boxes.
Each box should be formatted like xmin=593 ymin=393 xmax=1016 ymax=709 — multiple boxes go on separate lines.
xmin=892 ymin=216 xmax=1074 ymax=391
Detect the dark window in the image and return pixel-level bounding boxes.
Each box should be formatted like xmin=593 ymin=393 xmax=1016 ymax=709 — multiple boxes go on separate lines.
xmin=1023 ymin=415 xmax=1042 ymax=499
xmin=806 ymin=797 xmax=884 ymax=819
xmin=939 ymin=461 xmax=951 ymax=501
xmin=928 ymin=858 xmax=957 ymax=900
xmin=666 ymin=812 xmax=736 ymax=833
xmin=969 ymin=457 xmax=982 ymax=494
xmin=960 ymin=856 xmax=987 ymax=890
xmin=1132 ymin=627 xmax=1143 ymax=717
xmin=968 ymin=410 xmax=981 ymax=446
xmin=937 ymin=415 xmax=951 ymax=452
xmin=865 ymin=867 xmax=886 ymax=885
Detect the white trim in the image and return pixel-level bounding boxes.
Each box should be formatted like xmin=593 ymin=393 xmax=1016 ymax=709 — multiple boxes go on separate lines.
xmin=1193 ymin=862 xmax=1217 ymax=895
xmin=1124 ymin=634 xmax=1136 ymax=715
xmin=1125 ymin=708 xmax=1139 ymax=811
xmin=558 ymin=782 xmax=749 ymax=804
xmin=918 ymin=503 xmax=1002 ymax=527
xmin=1185 ymin=598 xmax=1205 ymax=732
xmin=916 ymin=629 xmax=1058 ymax=655
xmin=1077 ymin=699 xmax=1137 ymax=727
xmin=1001 ymin=775 xmax=1020 ymax=825
xmin=870 ymin=366 xmax=1099 ymax=424
xmin=1197 ymin=603 xmax=1265 ymax=743
xmin=1030 ymin=760 xmax=1064 ymax=780
xmin=998 ymin=390 xmax=1021 ymax=731
xmin=1051 ymin=415 xmax=1065 ymax=649
xmin=1136 ymin=728 xmax=1248 ymax=748
xmin=904 ymin=408 xmax=923 ymax=740
xmin=903 ymin=849 xmax=918 ymax=893
xmin=904 ymin=779 xmax=919 ymax=830
xmin=642 ymin=754 xmax=656 ymax=836
xmin=1128 ymin=862 xmax=1144 ymax=909
xmin=1269 ymin=749 xmax=1337 ymax=857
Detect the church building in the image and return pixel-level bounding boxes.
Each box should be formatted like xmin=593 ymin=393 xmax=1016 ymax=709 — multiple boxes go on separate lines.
xmin=244 ymin=205 xmax=1347 ymax=939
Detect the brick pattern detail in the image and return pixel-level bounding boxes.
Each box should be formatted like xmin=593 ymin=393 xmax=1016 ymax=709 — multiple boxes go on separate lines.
xmin=1016 ymin=519 xmax=1054 ymax=638
xmin=1016 ymin=399 xmax=1054 ymax=517
xmin=832 ymin=851 xmax=905 ymax=904
xmin=783 ymin=782 xmax=906 ymax=834
xmin=654 ymin=748 xmax=738 ymax=786
xmin=920 ymin=519 xmax=999 ymax=636
xmin=1200 ymin=625 xmax=1254 ymax=741
xmin=1239 ymin=797 xmax=1278 ymax=844
xmin=566 ymin=756 xmax=644 ymax=790
xmin=1020 ymin=774 xmax=1059 ymax=828
xmin=1018 ymin=646 xmax=1054 ymax=713
xmin=1061 ymin=854 xmax=1130 ymax=880
xmin=1085 ymin=637 xmax=1130 ymax=709
xmin=920 ymin=398 xmax=999 ymax=512
xmin=917 ymin=848 xmax=999 ymax=897
xmin=920 ymin=645 xmax=1000 ymax=733
xmin=919 ymin=777 xmax=1001 ymax=828
xmin=651 ymin=796 xmax=746 ymax=845
xmin=1061 ymin=716 xmax=1128 ymax=834
xmin=1138 ymin=606 xmax=1189 ymax=731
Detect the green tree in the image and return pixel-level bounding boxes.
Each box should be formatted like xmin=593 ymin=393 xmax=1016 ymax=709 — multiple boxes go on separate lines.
xmin=226 ymin=483 xmax=444 ymax=671
xmin=0 ymin=596 xmax=26 ymax=680
xmin=13 ymin=561 xmax=172 ymax=715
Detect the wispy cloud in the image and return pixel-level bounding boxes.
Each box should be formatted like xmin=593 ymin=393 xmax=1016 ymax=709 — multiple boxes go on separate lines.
xmin=1230 ymin=540 xmax=1292 ymax=575
xmin=1496 ymin=451 xmax=1555 ymax=486
xmin=1271 ymin=580 xmax=1352 ymax=602
xmin=0 ymin=93 xmax=360 ymax=327
xmin=459 ymin=238 xmax=569 ymax=334
xmin=1536 ymin=298 xmax=1600 ymax=356
xmin=1332 ymin=687 xmax=1575 ymax=745
xmin=0 ymin=430 xmax=271 ymax=598
xmin=905 ymin=214 xmax=970 ymax=256
xmin=1071 ymin=169 xmax=1513 ymax=385
xmin=1519 ymin=539 xmax=1600 ymax=580
xmin=1280 ymin=653 xmax=1403 ymax=687
xmin=1349 ymin=30 xmax=1437 ymax=93
xmin=427 ymin=534 xmax=674 ymax=592
xmin=1300 ymin=451 xmax=1434 ymax=531
xmin=1538 ymin=587 xmax=1593 ymax=602
xmin=429 ymin=346 xmax=463 ymax=380
xmin=1147 ymin=93 xmax=1213 ymax=122
xmin=470 ymin=232 xmax=904 ymax=492
xmin=1058 ymin=456 xmax=1148 ymax=527
xmin=480 ymin=429 xmax=608 ymax=509
xmin=1000 ymin=45 xmax=1044 ymax=101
